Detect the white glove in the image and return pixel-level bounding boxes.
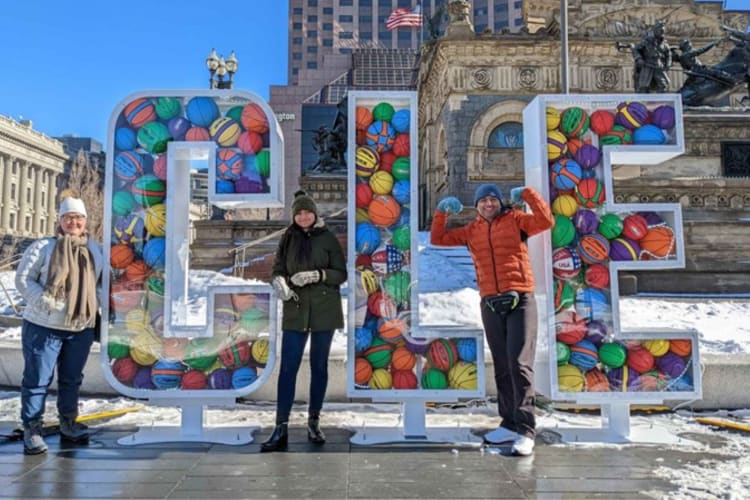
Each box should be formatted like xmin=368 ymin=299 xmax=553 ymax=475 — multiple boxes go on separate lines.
xmin=290 ymin=270 xmax=323 ymax=287
xmin=272 ymin=276 xmax=298 ymax=302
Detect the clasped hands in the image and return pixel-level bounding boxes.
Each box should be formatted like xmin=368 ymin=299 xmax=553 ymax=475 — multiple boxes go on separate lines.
xmin=273 ymin=270 xmax=326 ymax=301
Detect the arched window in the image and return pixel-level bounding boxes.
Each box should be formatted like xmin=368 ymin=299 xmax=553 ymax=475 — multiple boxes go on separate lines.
xmin=488 ymin=121 xmax=523 ymax=149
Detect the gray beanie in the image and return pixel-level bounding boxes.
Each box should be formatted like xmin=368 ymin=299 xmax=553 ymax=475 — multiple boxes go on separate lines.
xmin=291 ymin=190 xmax=318 ymax=216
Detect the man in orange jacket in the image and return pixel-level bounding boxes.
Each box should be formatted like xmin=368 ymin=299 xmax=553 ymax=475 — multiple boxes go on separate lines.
xmin=431 ymin=183 xmax=553 ymax=455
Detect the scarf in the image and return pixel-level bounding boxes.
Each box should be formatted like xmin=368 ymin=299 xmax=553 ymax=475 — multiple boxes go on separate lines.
xmin=45 ymin=234 xmax=97 ymax=327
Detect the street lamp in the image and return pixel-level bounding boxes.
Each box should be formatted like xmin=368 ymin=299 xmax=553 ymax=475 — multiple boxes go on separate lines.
xmin=206 ymin=49 xmax=239 ymax=89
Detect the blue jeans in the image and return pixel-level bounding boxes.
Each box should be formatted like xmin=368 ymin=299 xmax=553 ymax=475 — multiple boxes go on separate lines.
xmin=21 ymin=320 xmax=95 ymax=426
xmin=275 ymin=329 xmax=335 ymax=424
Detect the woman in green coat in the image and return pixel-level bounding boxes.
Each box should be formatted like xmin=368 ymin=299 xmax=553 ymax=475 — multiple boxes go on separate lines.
xmin=261 ymin=191 xmax=347 ymax=452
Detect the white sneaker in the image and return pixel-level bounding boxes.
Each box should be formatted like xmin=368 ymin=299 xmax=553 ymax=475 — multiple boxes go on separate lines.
xmin=511 ymin=435 xmax=535 ymax=456
xmin=483 ymin=426 xmax=519 ymax=444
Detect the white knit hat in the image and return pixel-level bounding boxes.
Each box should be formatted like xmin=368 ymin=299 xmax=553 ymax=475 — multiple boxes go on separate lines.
xmin=59 ymin=197 xmax=87 ymax=218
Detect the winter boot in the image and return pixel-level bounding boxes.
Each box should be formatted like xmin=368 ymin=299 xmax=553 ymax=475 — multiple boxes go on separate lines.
xmin=260 ymin=423 xmax=288 ymax=452
xmin=307 ymin=416 xmax=326 ymax=444
xmin=59 ymin=414 xmax=89 ymax=444
xmin=23 ymin=420 xmax=48 ymax=455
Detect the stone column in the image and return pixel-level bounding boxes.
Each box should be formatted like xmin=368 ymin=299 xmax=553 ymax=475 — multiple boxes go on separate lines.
xmin=0 ymin=155 xmax=5 ymax=233
xmin=18 ymin=160 xmax=30 ymax=235
xmin=48 ymin=173 xmax=59 ymax=230
xmin=33 ymin=165 xmax=43 ymax=236
xmin=1 ymin=155 xmax=13 ymax=230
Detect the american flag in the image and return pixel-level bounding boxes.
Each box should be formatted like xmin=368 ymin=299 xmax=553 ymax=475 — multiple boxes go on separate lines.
xmin=386 ymin=3 xmax=422 ymax=31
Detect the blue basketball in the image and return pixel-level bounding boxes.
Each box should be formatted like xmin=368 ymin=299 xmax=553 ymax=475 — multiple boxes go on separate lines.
xmin=392 ymin=207 xmax=410 ymax=229
xmin=633 ymin=124 xmax=666 ymax=145
xmin=114 ymin=213 xmax=146 ymax=245
xmin=216 ymin=179 xmax=235 ymax=194
xmin=391 ymin=180 xmax=410 ymax=205
xmin=151 ymin=360 xmax=185 ymax=389
xmin=355 ymin=326 xmax=374 ymax=353
xmin=356 ymin=222 xmax=381 ymax=255
xmin=391 ymin=109 xmax=411 ymax=134
xmin=114 ymin=151 xmax=143 ymax=181
xmin=456 ymin=338 xmax=477 ymax=362
xmin=575 ymin=287 xmax=610 ymax=321
xmin=168 ymin=116 xmax=191 ymax=141
xmin=551 ymin=159 xmax=583 ymax=190
xmin=143 ymin=237 xmax=166 ymax=270
xmin=115 ymin=127 xmax=137 ymax=151
xmin=569 ymin=339 xmax=599 ymax=371
xmin=186 ymin=96 xmax=220 ymax=128
xmin=231 ymin=366 xmax=258 ymax=388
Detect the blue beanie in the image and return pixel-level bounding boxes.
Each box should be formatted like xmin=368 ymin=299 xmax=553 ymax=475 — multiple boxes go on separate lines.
xmin=473 ymin=184 xmax=503 ymax=206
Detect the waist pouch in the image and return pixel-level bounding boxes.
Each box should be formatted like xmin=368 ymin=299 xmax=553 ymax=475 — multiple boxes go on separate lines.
xmin=483 ymin=291 xmax=520 ymax=316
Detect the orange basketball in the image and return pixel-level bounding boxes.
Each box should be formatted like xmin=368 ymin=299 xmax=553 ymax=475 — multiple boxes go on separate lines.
xmin=110 ymin=244 xmax=134 ymax=269
xmin=639 ymin=226 xmax=675 ymax=258
xmin=355 ymin=357 xmax=373 ymax=385
xmin=355 ymin=106 xmax=373 ymax=130
xmin=391 ymin=346 xmax=416 ymax=371
xmin=585 ymin=368 xmax=610 ymax=392
xmin=163 ymin=337 xmax=188 ymax=361
xmin=368 ymin=195 xmax=401 ymax=227
xmin=669 ymin=339 xmax=692 ymax=357
xmin=356 ymin=128 xmax=367 ymax=146
xmin=124 ymin=260 xmax=151 ymax=283
xmin=566 ymin=138 xmax=584 ymax=157
xmin=392 ymin=133 xmax=410 ymax=157
xmin=240 ymin=103 xmax=269 ymax=134
xmin=379 ymin=317 xmax=407 ymax=344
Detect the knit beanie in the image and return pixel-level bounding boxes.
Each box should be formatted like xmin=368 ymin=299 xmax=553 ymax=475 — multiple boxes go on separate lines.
xmin=291 ymin=190 xmax=318 ymax=217
xmin=473 ymin=183 xmax=503 ymax=207
xmin=58 ymin=192 xmax=88 ymax=218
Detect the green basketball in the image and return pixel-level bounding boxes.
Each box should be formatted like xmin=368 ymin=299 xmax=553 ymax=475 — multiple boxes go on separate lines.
xmin=372 ymin=102 xmax=395 ymax=122
xmin=112 ymin=190 xmax=136 ymax=216
xmin=132 ymin=174 xmax=166 ymax=206
xmin=137 ymin=121 xmax=171 ymax=154
xmin=600 ymin=125 xmax=632 ymax=145
xmin=154 ymin=97 xmax=181 ymax=121
xmin=598 ymin=213 xmax=623 ymax=239
xmin=255 ymin=150 xmax=271 ymax=177
xmin=364 ymin=338 xmax=392 ymax=369
xmin=107 ymin=336 xmax=131 ymax=360
xmin=384 ymin=270 xmax=411 ymax=305
xmin=391 ymin=157 xmax=410 ymax=180
xmin=560 ymin=106 xmax=590 ymax=138
xmin=226 ymin=105 xmax=244 ymax=124
xmin=239 ymin=308 xmax=268 ymax=333
xmin=599 ymin=342 xmax=627 ymax=368
xmin=184 ymin=338 xmax=219 ymax=371
xmin=556 ymin=341 xmax=571 ymax=365
xmin=392 ymin=225 xmax=411 ymax=250
xmin=421 ymin=367 xmax=447 ymax=389
xmin=551 ymin=214 xmax=575 ymax=247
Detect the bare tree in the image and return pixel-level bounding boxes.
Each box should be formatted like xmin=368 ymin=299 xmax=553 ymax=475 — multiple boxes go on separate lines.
xmin=64 ymin=150 xmax=104 ymax=241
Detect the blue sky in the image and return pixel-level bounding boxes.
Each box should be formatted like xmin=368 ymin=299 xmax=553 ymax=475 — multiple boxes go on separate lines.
xmin=0 ymin=1 xmax=288 ymax=142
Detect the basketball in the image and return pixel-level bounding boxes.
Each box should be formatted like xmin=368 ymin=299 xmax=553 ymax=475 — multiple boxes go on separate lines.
xmin=209 ymin=117 xmax=242 ymax=147
xmin=151 ymin=154 xmax=167 ymax=181
xmin=110 ymin=243 xmax=135 ymax=269
xmin=622 ymin=214 xmax=649 ymax=241
xmin=391 ymin=157 xmax=410 ymax=181
xmin=575 ymin=287 xmax=610 ymax=321
xmin=369 ymin=170 xmax=394 ymax=196
xmin=456 ymin=338 xmax=477 ymax=362
xmin=107 ymin=335 xmax=131 ymax=360
xmin=615 ymin=101 xmax=649 ymax=129
xmin=555 ymin=310 xmax=586 ymax=344
xmin=182 ymin=370 xmax=207 ymax=390
xmin=112 ymin=357 xmax=139 ymax=385
xmin=355 ymin=222 xmax=381 ymax=254
xmin=355 ymin=327 xmax=374 ymax=354
xmin=216 ymin=149 xmax=244 ymax=180
xmin=546 ymin=106 xmax=561 ymax=130
xmin=598 ymin=213 xmax=623 ymax=239
xmin=185 ymin=126 xmax=210 ymax=142
xmin=359 ymin=269 xmax=379 ymax=295
xmin=231 ymin=366 xmax=258 ymax=388
xmin=372 ymin=102 xmax=395 ymax=122
xmin=552 ymin=246 xmax=582 ymax=280
xmin=392 ymin=369 xmax=418 ymax=389
xmin=132 ymin=174 xmax=166 ymax=207
xmin=584 ymin=263 xmax=610 ymax=289
xmin=239 ymin=308 xmax=267 ymax=334
xmin=669 ymin=339 xmax=692 ymax=357
xmin=231 ymin=293 xmax=256 ymax=312
xmin=219 ymin=339 xmax=251 ymax=369
xmin=114 ymin=214 xmax=146 ymax=246
xmin=383 ymin=271 xmax=410 ymax=304
xmin=216 ymin=179 xmax=235 ymax=194
xmin=610 ymin=237 xmax=640 ymax=261
xmin=551 ymin=159 xmax=583 ymax=190
xmin=421 ymin=367 xmax=447 ymax=389
xmin=551 ymin=194 xmax=578 ymax=217
xmin=354 ymin=357 xmax=373 ymax=385
xmin=379 ymin=150 xmax=396 ymax=172
xmin=392 ymin=133 xmax=410 ymax=157
xmin=144 ymin=204 xmax=167 ymax=237
xmin=125 ymin=308 xmax=148 ymax=334
xmin=574 ymin=144 xmax=601 ymax=169
xmin=368 ymin=195 xmax=401 ymax=227
xmin=154 ymin=96 xmax=181 ymax=120
xmin=112 ymin=190 xmax=136 ymax=216
xmin=379 ymin=317 xmax=407 ymax=344
xmin=651 ymin=105 xmax=675 ymax=130
xmin=585 ymin=368 xmax=610 ymax=392
xmin=133 ymin=366 xmax=155 ymax=390
xmin=130 ymin=331 xmax=162 ymax=366
xmin=186 ymin=96 xmax=219 ymax=127
xmin=238 ymin=131 xmax=264 ymax=155
xmin=110 ymin=279 xmax=144 ymax=313
xmin=657 ymin=352 xmax=687 ymax=379
xmin=391 ymin=346 xmax=416 ymax=371
xmin=364 ymin=338 xmax=392 ymax=369
xmin=208 ymin=368 xmax=232 ymax=390
xmin=183 ymin=338 xmax=219 ymax=371
xmin=557 ymin=364 xmax=584 ymax=392
xmin=143 ymin=237 xmax=165 ymax=270
xmin=124 ymin=260 xmax=150 ymax=284
xmin=114 ymin=151 xmax=143 ymax=181
xmin=566 ymin=138 xmax=583 ymax=158
xmin=589 ymin=109 xmax=615 ymax=135
xmin=576 ymin=233 xmax=610 ymax=264
xmin=253 ymin=150 xmax=271 ymax=177
xmin=392 ymin=225 xmax=411 ymax=251
xmin=557 ymin=341 xmax=570 ymax=365
xmin=240 ymin=103 xmax=269 ymax=134
xmin=627 ymin=346 xmax=655 ymax=373
xmin=365 ymin=121 xmax=396 ymax=153
xmin=547 ymin=130 xmax=568 ymax=161
xmin=137 ymin=121 xmax=171 ymax=154
xmin=586 ymin=320 xmax=608 ymax=345
xmin=162 ymin=337 xmax=186 ymax=361
xmin=167 ymin=116 xmax=191 ymax=141
xmin=367 ymin=291 xmax=397 ymax=318
xmin=640 ymin=226 xmax=675 ymax=258
xmin=355 ymin=146 xmax=380 ymax=177
xmin=560 ymin=106 xmax=590 ymax=138
xmin=355 ymin=106 xmax=374 ymax=130
xmin=391 ymin=109 xmax=410 ymax=133
xmin=640 ymin=211 xmax=665 ymax=227
xmin=575 ymin=178 xmax=605 ymax=208
xmin=369 ymin=368 xmax=393 ymax=389
xmin=427 ymin=338 xmax=458 ymax=371
xmin=643 ymin=339 xmax=670 ymax=357
xmin=554 ymin=279 xmax=576 ymax=312
xmin=607 ymin=365 xmax=636 ymax=391
xmin=573 ymin=209 xmax=599 ymax=235
xmin=448 ymin=361 xmax=478 ymax=390
xmin=115 ymin=127 xmax=138 ymax=152
xmin=569 ymin=339 xmax=599 ymax=371
xmin=551 ymin=214 xmax=576 ymax=248
xmin=633 ymin=124 xmax=666 ymax=145
xmin=123 ymin=97 xmax=156 ymax=128
xmin=599 ymin=341 xmax=626 ymax=368
xmin=600 ymin=125 xmax=633 ymax=145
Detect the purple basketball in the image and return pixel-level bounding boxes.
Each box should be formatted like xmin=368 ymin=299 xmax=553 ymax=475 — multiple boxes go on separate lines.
xmin=573 ymin=144 xmax=601 ymax=169
xmin=657 ymin=352 xmax=687 ymax=379
xmin=133 ymin=366 xmax=155 ymax=389
xmin=651 ymin=105 xmax=675 ymax=130
xmin=638 ymin=211 xmax=665 ymax=227
xmin=168 ymin=116 xmax=191 ymax=140
xmin=607 ymin=365 xmax=638 ymax=392
xmin=404 ymin=336 xmax=431 ymax=355
xmin=615 ymin=101 xmax=649 ymax=129
xmin=610 ymin=237 xmax=641 ymax=261
xmin=633 ymin=124 xmax=666 ymax=145
xmin=235 ymin=172 xmax=264 ymax=193
xmin=573 ymin=209 xmax=599 ymax=235
xmin=208 ymin=368 xmax=233 ymax=390
xmin=585 ymin=320 xmax=608 ymax=345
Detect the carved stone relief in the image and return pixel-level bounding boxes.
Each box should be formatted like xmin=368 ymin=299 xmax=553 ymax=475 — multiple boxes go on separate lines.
xmin=594 ymin=67 xmax=620 ymax=90
xmin=471 ymin=67 xmax=493 ymax=89
xmin=517 ymin=67 xmax=538 ymax=90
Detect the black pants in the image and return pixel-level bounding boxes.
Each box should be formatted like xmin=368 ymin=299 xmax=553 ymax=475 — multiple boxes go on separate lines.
xmin=480 ymin=292 xmax=537 ymax=438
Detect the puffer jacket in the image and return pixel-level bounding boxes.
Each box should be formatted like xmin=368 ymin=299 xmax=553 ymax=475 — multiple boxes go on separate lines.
xmin=272 ymin=219 xmax=347 ymax=332
xmin=15 ymin=237 xmax=104 ymax=331
xmin=430 ymin=187 xmax=554 ymax=298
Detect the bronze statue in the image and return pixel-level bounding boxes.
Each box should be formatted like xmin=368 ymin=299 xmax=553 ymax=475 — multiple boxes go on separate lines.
xmin=632 ymin=21 xmax=672 ymax=93
xmin=307 ymin=97 xmax=348 ymax=174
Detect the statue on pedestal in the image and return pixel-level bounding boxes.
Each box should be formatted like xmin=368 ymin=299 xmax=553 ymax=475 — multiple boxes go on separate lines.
xmin=631 ymin=21 xmax=672 ymax=93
